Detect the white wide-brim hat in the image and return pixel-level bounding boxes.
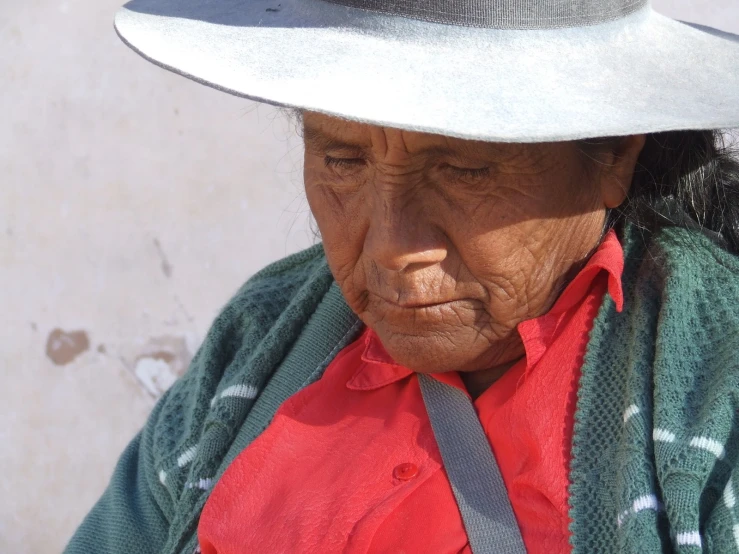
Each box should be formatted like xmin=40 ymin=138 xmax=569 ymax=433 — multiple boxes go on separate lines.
xmin=115 ymin=0 xmax=739 ymax=142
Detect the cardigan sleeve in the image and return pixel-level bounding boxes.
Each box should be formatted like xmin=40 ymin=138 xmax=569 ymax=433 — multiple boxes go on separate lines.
xmin=704 ymin=468 xmax=739 ymax=554
xmin=62 ymin=394 xmax=173 ymax=554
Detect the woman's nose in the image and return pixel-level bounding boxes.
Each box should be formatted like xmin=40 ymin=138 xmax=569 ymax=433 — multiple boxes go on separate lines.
xmin=363 ymin=195 xmax=447 ymax=272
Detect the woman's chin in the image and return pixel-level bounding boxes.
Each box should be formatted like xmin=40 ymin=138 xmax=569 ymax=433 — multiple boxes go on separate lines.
xmin=370 ymin=323 xmax=494 ymax=374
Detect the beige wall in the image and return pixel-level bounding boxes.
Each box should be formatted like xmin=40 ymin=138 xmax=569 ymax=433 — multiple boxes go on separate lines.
xmin=2 ymin=2 xmax=311 ymax=552
xmin=2 ymin=1 xmax=736 ymax=553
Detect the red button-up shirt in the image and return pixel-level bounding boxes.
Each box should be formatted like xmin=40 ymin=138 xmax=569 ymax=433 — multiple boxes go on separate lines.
xmin=198 ymin=230 xmax=624 ymax=554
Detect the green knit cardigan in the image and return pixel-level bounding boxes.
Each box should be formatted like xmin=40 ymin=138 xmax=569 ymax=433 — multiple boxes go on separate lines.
xmin=65 ymin=225 xmax=739 ymax=554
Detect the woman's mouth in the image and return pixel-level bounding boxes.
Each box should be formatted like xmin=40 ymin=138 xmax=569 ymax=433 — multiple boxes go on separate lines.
xmin=371 ymin=292 xmax=478 ymax=311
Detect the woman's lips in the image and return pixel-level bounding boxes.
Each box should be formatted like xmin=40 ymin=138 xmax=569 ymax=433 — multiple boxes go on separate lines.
xmin=390 ymin=299 xmax=459 ymax=309
xmin=371 ymin=292 xmax=473 ymax=310
xmin=367 ymin=293 xmax=484 ymax=328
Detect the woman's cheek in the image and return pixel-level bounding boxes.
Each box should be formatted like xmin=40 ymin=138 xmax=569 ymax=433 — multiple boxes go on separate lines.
xmin=311 ymin=197 xmax=368 ymax=307
xmin=326 ymin=247 xmax=368 ymax=314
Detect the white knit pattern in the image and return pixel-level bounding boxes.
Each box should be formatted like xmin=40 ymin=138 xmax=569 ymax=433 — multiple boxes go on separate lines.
xmin=676 ymin=530 xmax=702 ymax=547
xmin=158 ymin=470 xmax=167 ymax=485
xmin=617 ymin=494 xmax=663 ymax=527
xmin=185 ymin=477 xmax=214 ymax=490
xmin=177 ymin=445 xmax=198 ymax=467
xmin=726 ymin=479 xmax=739 ymax=549
xmin=210 ymin=384 xmax=259 ymax=407
xmin=726 ymin=479 xmax=736 ymax=509
xmin=623 ymin=404 xmax=640 ymax=424
xmin=653 ymin=428 xmax=676 ymax=443
xmin=689 ymin=436 xmax=725 ymax=459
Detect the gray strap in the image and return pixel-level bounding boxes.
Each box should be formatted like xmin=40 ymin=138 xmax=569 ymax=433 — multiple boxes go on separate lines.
xmin=418 ymin=374 xmax=527 ymax=554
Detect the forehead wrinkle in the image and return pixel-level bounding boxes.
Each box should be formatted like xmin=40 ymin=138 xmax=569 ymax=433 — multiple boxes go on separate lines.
xmin=305 ymin=115 xmax=507 ymax=164
xmin=302 ymin=122 xmax=367 ymax=152
xmin=369 ymin=126 xmax=391 ymax=160
xmin=400 ymin=132 xmax=486 ymax=160
xmin=439 ymin=134 xmax=491 ymax=160
xmin=369 ymin=126 xmax=493 ymax=165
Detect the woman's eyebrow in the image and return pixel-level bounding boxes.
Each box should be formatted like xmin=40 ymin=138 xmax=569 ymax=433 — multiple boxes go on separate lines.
xmin=303 ymin=125 xmax=365 ymax=151
xmin=303 ymin=124 xmax=494 ymax=160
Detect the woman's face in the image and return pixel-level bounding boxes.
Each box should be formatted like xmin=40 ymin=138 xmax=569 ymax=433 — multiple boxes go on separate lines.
xmin=303 ymin=112 xmax=643 ymax=374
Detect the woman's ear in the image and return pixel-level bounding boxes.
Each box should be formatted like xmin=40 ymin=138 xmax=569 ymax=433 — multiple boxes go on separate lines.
xmin=599 ymin=134 xmax=647 ymax=209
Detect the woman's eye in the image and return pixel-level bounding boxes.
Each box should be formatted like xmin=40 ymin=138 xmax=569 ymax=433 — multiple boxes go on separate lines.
xmin=324 ymin=156 xmax=366 ymax=171
xmin=443 ymin=164 xmax=491 ymax=181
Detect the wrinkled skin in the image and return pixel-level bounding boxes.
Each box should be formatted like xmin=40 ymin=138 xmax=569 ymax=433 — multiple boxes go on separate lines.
xmin=303 ymin=111 xmax=645 ymax=394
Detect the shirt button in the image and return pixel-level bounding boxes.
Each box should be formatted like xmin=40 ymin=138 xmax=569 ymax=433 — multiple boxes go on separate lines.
xmin=393 ymin=463 xmax=419 ymax=481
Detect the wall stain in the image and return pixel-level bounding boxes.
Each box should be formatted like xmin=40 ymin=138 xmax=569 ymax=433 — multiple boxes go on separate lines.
xmin=146 ymin=350 xmax=175 ymax=363
xmin=128 ymin=336 xmax=191 ymax=397
xmin=46 ymin=328 xmax=90 ymax=365
xmin=153 ymin=238 xmax=173 ymax=278
xmin=97 ymin=344 xmax=106 ymax=354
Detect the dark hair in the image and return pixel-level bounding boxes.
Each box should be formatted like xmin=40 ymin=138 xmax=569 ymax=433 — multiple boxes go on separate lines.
xmin=581 ymin=130 xmax=739 ymax=254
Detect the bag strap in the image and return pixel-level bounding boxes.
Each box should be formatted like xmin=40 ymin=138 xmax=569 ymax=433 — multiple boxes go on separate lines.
xmin=418 ymin=373 xmax=527 ymax=554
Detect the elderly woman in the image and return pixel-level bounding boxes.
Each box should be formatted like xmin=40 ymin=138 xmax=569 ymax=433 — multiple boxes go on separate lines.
xmin=67 ymin=0 xmax=739 ymax=552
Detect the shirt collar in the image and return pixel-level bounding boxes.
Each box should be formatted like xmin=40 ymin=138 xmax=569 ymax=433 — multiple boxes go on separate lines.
xmin=346 ymin=330 xmax=414 ymax=391
xmin=347 ymin=229 xmax=624 ymax=391
xmin=516 ymin=228 xmax=623 ymax=369
xmin=546 ymin=228 xmax=624 ymax=315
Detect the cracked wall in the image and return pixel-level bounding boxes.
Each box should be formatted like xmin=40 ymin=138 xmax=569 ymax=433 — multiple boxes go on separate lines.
xmin=1 ymin=1 xmax=312 ymax=552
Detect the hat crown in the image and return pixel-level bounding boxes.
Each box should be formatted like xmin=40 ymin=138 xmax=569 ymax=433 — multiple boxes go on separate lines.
xmin=322 ymin=0 xmax=648 ymax=29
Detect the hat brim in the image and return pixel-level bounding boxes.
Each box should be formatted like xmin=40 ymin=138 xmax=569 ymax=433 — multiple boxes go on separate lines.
xmin=115 ymin=0 xmax=739 ymax=142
